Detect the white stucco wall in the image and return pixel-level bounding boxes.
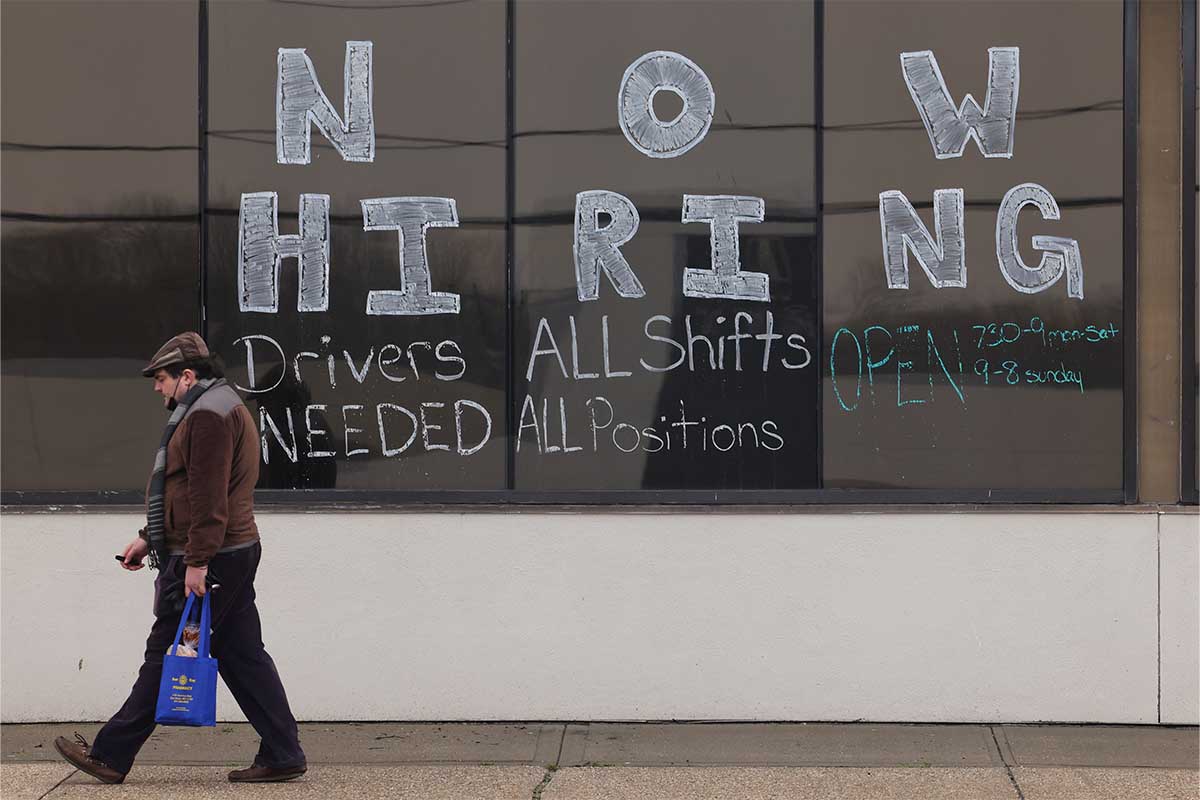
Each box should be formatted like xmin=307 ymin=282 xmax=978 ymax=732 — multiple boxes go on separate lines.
xmin=1160 ymin=511 xmax=1200 ymax=725
xmin=0 ymin=509 xmax=1192 ymax=724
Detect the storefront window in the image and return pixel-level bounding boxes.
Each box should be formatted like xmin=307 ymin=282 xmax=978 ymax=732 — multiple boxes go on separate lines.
xmin=1 ymin=1 xmax=199 ymax=492
xmin=822 ymin=1 xmax=1125 ymax=491
xmin=1 ymin=0 xmax=1132 ymax=501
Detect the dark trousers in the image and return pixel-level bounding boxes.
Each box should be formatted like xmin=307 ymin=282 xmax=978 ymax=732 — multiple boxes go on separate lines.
xmin=91 ymin=542 xmax=305 ymax=774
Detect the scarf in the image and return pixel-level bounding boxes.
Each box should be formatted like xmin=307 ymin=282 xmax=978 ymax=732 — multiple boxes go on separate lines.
xmin=146 ymin=377 xmax=222 ymax=569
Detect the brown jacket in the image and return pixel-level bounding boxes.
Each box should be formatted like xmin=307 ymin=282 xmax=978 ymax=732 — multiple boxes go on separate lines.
xmin=155 ymin=383 xmax=260 ymax=566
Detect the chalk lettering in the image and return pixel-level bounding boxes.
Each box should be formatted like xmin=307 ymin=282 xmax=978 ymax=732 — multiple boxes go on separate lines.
xmin=277 ymin=41 xmax=374 ymax=164
xmin=557 ymin=397 xmax=583 ymax=453
xmin=995 ymin=182 xmax=1084 ymax=299
xmin=420 ymin=402 xmax=450 ymax=452
xmin=681 ymin=195 xmax=769 ymax=301
xmin=601 ymin=315 xmax=632 ymax=378
xmin=879 ymin=188 xmax=966 ymax=290
xmin=435 ymin=340 xmax=466 ymax=381
xmin=342 ymin=404 xmax=368 ymax=457
xmin=526 ymin=317 xmax=568 ymax=380
xmin=516 ymin=394 xmax=541 ymax=454
xmin=407 ymin=342 xmax=431 ymax=379
xmin=900 ymin=47 xmax=1019 ymax=160
xmin=232 ymin=334 xmax=286 ymax=394
xmin=344 ymin=348 xmax=373 ymax=383
xmin=685 ymin=314 xmax=716 ymax=370
xmin=830 ymin=327 xmax=862 ymax=412
xmin=896 ymin=359 xmax=924 ymax=406
xmin=641 ymin=315 xmax=687 ymax=372
xmin=729 ymin=312 xmax=754 ymax=371
xmin=574 ymin=190 xmax=644 ymax=301
xmin=377 ymin=403 xmax=418 ymax=456
xmin=587 ymin=396 xmax=614 ymax=451
xmin=260 ymin=407 xmax=299 ymax=463
xmin=761 ymin=421 xmax=784 ymax=451
xmin=305 ymin=404 xmax=335 ymax=458
xmin=362 ymin=197 xmax=460 ymax=315
xmin=782 ymin=334 xmax=812 ymax=370
xmin=863 ymin=325 xmax=894 ymax=391
xmin=514 ymin=397 xmax=788 ymax=454
xmin=926 ymin=330 xmax=965 ymax=404
xmin=541 ymin=398 xmax=560 ymax=453
xmin=454 ymin=399 xmax=492 ymax=455
xmin=569 ymin=316 xmax=600 ymax=379
xmin=618 ymin=51 xmax=714 ymax=158
xmin=377 ymin=344 xmax=406 ymax=382
xmin=323 ymin=336 xmax=337 ymax=387
xmin=238 ymin=193 xmax=331 ymax=313
xmin=293 ymin=351 xmax=318 ymax=383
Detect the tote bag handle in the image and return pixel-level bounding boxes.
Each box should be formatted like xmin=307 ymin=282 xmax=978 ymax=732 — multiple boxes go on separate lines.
xmin=168 ymin=593 xmax=212 ymax=658
xmin=198 ymin=591 xmax=212 ymax=658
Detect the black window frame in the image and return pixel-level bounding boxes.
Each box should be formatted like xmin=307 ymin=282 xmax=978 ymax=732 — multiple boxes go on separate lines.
xmin=1182 ymin=0 xmax=1198 ymax=505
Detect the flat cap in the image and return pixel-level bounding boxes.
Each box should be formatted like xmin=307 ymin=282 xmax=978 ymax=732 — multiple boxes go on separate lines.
xmin=142 ymin=331 xmax=210 ymax=377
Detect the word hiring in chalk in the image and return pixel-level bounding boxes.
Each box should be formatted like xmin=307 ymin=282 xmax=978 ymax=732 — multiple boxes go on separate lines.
xmin=259 ymin=398 xmax=492 ymax=463
xmin=236 ymin=191 xmax=776 ymax=317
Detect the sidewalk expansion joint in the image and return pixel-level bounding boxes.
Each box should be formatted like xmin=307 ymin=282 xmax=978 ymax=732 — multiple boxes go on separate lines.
xmin=553 ymin=724 xmax=566 ymax=767
xmin=532 ymin=765 xmax=557 ymax=800
xmin=990 ymin=726 xmax=1026 ymax=800
xmin=37 ymin=768 xmax=77 ymax=800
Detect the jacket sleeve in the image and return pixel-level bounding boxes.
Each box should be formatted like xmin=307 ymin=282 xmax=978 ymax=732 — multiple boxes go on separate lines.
xmin=183 ymin=410 xmax=233 ymax=566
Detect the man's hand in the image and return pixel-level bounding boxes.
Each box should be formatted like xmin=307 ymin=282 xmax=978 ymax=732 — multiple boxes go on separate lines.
xmin=119 ymin=538 xmax=149 ymax=571
xmin=185 ymin=565 xmax=208 ymax=597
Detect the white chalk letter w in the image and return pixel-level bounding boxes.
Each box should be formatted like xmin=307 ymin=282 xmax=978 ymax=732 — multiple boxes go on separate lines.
xmin=900 ymin=47 xmax=1019 ymax=159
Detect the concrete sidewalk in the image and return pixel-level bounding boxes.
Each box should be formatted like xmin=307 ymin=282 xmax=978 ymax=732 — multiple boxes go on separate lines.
xmin=3 ymin=722 xmax=1197 ymax=799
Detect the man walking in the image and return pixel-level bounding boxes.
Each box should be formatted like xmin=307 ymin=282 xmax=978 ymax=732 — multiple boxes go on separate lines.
xmin=54 ymin=332 xmax=307 ymax=784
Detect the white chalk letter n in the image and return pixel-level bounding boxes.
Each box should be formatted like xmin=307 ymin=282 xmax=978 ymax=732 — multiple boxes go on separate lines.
xmin=879 ymin=189 xmax=966 ymax=290
xmin=277 ymin=41 xmax=374 ymax=164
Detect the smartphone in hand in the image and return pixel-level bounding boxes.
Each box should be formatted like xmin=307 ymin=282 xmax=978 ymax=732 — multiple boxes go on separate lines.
xmin=115 ymin=554 xmax=142 ymax=567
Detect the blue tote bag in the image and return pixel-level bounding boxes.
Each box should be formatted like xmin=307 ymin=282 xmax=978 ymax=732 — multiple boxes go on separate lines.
xmin=154 ymin=592 xmax=218 ymax=727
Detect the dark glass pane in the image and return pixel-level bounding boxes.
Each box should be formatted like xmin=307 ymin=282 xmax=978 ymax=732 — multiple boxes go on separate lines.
xmin=206 ymin=0 xmax=507 ymax=491
xmin=1 ymin=1 xmax=199 ymax=492
xmin=822 ymin=0 xmax=1124 ymax=490
xmin=513 ymin=0 xmax=819 ymax=491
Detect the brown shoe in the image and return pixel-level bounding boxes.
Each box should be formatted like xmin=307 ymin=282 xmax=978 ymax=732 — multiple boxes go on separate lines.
xmin=228 ymin=763 xmax=307 ymax=783
xmin=53 ymin=734 xmax=125 ymax=784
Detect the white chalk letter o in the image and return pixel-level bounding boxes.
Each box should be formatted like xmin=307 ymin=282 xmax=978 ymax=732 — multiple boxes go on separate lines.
xmin=618 ymin=51 xmax=714 ymax=159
